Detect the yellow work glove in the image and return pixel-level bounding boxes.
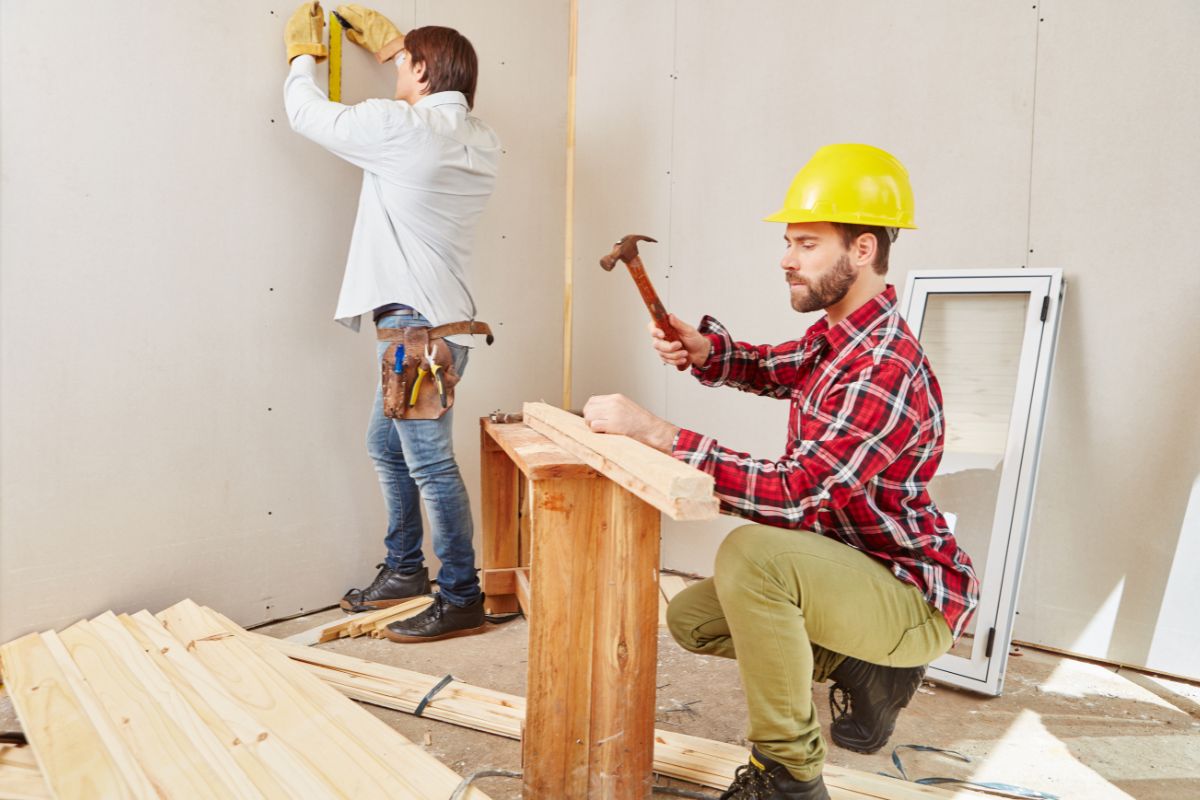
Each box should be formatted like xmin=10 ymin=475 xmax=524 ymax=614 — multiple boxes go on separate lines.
xmin=284 ymin=1 xmax=328 ymax=63
xmin=336 ymin=4 xmax=405 ymax=63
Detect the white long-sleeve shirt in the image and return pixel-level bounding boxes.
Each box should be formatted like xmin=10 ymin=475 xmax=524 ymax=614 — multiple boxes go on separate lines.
xmin=284 ymin=55 xmax=501 ymax=343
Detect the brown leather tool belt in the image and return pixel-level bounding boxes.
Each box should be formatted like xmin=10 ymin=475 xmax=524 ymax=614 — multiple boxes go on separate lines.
xmin=375 ymin=320 xmax=494 ymax=420
xmin=375 ymin=320 xmax=495 ymax=346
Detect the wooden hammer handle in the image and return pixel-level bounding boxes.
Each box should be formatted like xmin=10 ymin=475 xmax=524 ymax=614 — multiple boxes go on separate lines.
xmin=628 ymin=260 xmax=688 ymax=371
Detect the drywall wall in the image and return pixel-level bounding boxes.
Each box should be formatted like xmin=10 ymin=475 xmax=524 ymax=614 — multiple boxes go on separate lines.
xmin=571 ymin=1 xmax=1200 ymax=678
xmin=0 ymin=0 xmax=568 ymax=639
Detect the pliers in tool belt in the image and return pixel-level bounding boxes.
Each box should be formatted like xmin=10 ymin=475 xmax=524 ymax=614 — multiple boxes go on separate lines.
xmin=409 ymin=352 xmax=428 ymax=407
xmin=425 ymin=343 xmax=448 ymax=408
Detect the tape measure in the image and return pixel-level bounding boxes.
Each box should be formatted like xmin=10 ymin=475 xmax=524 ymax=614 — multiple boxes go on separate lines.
xmin=328 ymin=11 xmax=345 ymax=102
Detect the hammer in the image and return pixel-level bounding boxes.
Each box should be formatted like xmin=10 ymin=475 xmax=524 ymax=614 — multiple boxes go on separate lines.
xmin=600 ymin=234 xmax=688 ymax=371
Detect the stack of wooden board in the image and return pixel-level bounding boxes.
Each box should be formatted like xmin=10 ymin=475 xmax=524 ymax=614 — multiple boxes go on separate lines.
xmin=0 ymin=599 xmax=487 ymax=799
xmin=284 ymin=596 xmax=434 ymax=646
xmin=262 ymin=633 xmax=988 ymax=799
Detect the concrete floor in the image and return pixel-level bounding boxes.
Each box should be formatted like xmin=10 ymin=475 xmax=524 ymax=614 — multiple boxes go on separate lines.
xmin=253 ymin=607 xmax=1200 ymax=800
xmin=3 ymin=607 xmax=1197 ymax=799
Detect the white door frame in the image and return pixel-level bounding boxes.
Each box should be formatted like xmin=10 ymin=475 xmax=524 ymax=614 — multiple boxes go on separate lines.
xmin=901 ymin=269 xmax=1065 ymax=696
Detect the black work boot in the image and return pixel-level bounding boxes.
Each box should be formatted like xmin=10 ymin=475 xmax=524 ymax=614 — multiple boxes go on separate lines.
xmin=339 ymin=564 xmax=430 ymax=613
xmin=381 ymin=592 xmax=487 ymax=643
xmin=719 ymin=748 xmax=829 ymax=800
xmin=828 ymin=657 xmax=926 ymax=754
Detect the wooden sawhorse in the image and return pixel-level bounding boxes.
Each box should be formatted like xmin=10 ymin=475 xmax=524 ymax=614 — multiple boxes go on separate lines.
xmin=480 ymin=406 xmax=717 ymax=799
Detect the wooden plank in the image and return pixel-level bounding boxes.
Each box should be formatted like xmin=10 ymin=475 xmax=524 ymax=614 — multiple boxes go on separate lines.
xmin=57 ymin=618 xmax=251 ymax=799
xmin=258 ymin=639 xmax=981 ymax=798
xmin=522 ymin=402 xmax=719 ymax=521
xmin=514 ymin=568 xmax=532 ymax=618
xmin=318 ymin=596 xmax=432 ymax=642
xmin=285 ymin=610 xmax=371 ymax=646
xmin=119 ymin=611 xmax=335 ymax=800
xmin=482 ymin=419 xmax=522 ymax=615
xmin=524 ymin=476 xmax=604 ymax=798
xmin=482 ymin=567 xmax=521 ymax=596
xmin=483 ymin=418 xmax=595 ymax=480
xmin=169 ymin=601 xmax=490 ymax=800
xmin=585 ymin=485 xmax=660 ymax=798
xmin=256 ymin=633 xmax=525 ymax=739
xmin=0 ymin=745 xmax=51 ymax=800
xmin=156 ymin=601 xmax=442 ymax=799
xmin=0 ymin=632 xmax=142 ymax=799
xmin=350 ymin=597 xmax=432 ymax=638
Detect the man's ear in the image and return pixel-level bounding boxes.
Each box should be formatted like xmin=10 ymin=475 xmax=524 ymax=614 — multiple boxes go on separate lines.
xmin=413 ymin=60 xmax=428 ymax=83
xmin=852 ymin=232 xmax=877 ymax=269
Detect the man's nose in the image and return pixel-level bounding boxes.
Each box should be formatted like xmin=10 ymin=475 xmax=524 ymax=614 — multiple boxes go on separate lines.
xmin=781 ymin=248 xmax=800 ymax=270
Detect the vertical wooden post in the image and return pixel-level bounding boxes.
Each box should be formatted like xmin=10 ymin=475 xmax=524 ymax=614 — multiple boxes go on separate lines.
xmin=481 ymin=423 xmax=520 ymax=616
xmin=524 ymin=477 xmax=660 ymax=799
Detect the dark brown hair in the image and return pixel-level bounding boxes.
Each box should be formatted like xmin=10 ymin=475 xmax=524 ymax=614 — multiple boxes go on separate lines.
xmin=404 ymin=26 xmax=479 ymax=109
xmin=831 ymin=223 xmax=892 ymax=275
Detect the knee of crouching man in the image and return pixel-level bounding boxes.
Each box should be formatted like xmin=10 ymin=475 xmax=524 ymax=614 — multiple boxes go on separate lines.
xmin=713 ymin=524 xmax=764 ymax=585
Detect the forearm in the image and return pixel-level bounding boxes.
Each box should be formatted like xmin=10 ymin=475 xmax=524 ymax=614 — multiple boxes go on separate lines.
xmin=691 ymin=316 xmax=792 ymax=398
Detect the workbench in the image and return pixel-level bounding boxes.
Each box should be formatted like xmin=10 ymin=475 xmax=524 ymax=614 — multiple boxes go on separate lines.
xmin=480 ymin=410 xmax=717 ymax=799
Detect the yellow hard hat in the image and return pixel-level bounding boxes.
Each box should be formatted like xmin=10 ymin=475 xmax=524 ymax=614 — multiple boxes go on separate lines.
xmin=764 ymin=143 xmax=917 ymax=229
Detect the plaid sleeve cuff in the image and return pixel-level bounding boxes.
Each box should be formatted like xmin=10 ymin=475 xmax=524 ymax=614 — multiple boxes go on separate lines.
xmin=690 ymin=315 xmax=733 ymax=385
xmin=672 ymin=427 xmax=717 ymax=471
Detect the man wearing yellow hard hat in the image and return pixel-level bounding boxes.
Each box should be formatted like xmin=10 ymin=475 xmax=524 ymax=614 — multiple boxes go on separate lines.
xmin=583 ymin=144 xmax=979 ymax=799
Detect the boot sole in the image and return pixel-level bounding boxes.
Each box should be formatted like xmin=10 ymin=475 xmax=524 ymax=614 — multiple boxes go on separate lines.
xmin=339 ymin=595 xmax=428 ymax=613
xmin=380 ymin=622 xmax=488 ymax=644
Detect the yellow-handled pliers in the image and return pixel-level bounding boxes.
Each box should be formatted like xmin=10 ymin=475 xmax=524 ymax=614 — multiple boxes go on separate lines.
xmin=409 ymin=359 xmax=428 ymax=407
xmin=425 ymin=343 xmax=448 ymax=408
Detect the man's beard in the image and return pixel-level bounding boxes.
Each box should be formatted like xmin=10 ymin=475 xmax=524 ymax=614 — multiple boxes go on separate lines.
xmin=790 ymin=253 xmax=856 ymax=313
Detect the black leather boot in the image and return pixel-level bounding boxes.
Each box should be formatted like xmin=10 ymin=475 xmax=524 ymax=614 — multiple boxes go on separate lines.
xmin=382 ymin=592 xmax=487 ymax=642
xmin=719 ymin=748 xmax=829 ymax=800
xmin=339 ymin=564 xmax=431 ymax=612
xmin=828 ymin=657 xmax=926 ymax=754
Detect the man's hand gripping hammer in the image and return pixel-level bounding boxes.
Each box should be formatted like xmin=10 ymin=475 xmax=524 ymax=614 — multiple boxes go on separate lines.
xmin=600 ymin=234 xmax=688 ymax=371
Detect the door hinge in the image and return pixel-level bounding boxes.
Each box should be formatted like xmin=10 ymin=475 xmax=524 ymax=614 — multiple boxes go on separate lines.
xmin=984 ymin=627 xmax=997 ymax=658
xmin=1040 ymin=295 xmax=1050 ymax=322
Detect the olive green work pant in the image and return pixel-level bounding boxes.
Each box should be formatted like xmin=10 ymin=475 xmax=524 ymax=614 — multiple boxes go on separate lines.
xmin=666 ymin=524 xmax=953 ymax=781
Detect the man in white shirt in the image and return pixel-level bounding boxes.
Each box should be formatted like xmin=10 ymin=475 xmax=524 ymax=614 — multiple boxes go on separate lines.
xmin=283 ymin=2 xmax=500 ymax=641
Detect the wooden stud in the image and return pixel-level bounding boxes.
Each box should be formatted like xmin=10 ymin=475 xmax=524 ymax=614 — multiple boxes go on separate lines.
xmin=586 ymin=484 xmax=660 ymax=799
xmin=523 ymin=475 xmax=602 ymax=798
xmin=522 ymin=475 xmax=660 ymax=799
xmin=482 ymin=419 xmax=522 ymax=615
xmin=522 ymin=402 xmax=719 ymax=521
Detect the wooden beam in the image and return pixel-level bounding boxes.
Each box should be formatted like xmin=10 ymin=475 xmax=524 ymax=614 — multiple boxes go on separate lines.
xmin=514 ymin=568 xmax=532 ymax=618
xmin=482 ymin=419 xmax=522 ymax=615
xmin=522 ymin=402 xmax=719 ymax=521
xmin=257 ymin=636 xmax=982 ymax=798
xmin=316 ymin=596 xmax=433 ymax=642
xmin=483 ymin=418 xmax=595 ymax=480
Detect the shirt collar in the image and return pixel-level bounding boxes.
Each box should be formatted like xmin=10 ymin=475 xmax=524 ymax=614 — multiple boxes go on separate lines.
xmin=806 ymin=285 xmax=898 ymax=355
xmin=414 ymin=91 xmax=469 ymax=111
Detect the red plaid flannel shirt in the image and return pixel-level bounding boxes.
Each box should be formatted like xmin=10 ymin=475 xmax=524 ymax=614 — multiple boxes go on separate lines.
xmin=673 ymin=286 xmax=979 ymax=639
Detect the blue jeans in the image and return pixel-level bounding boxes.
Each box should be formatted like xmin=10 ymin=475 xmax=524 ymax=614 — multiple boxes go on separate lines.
xmin=367 ymin=310 xmax=480 ymax=606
